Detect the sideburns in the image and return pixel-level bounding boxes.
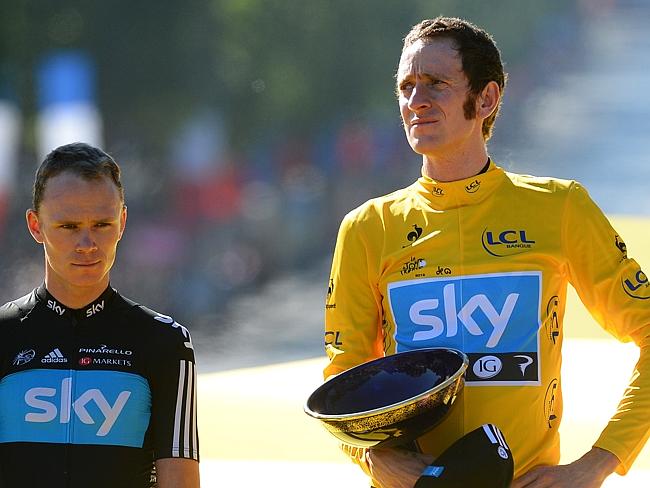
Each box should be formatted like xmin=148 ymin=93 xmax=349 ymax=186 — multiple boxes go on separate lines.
xmin=463 ymin=92 xmax=478 ymax=120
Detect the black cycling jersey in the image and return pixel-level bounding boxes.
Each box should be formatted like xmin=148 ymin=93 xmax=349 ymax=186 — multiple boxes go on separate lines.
xmin=0 ymin=285 xmax=198 ymax=488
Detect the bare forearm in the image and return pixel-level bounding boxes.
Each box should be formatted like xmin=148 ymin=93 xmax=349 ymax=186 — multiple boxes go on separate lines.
xmin=156 ymin=458 xmax=200 ymax=488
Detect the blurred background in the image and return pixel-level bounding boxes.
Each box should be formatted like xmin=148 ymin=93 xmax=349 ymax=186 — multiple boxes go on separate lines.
xmin=1 ymin=0 xmax=649 ymax=373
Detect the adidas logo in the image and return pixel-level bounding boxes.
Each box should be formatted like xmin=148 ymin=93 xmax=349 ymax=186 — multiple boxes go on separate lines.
xmin=41 ymin=348 xmax=68 ymax=364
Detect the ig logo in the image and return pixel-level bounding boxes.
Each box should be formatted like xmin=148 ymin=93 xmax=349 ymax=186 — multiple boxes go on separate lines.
xmin=473 ymin=355 xmax=502 ymax=379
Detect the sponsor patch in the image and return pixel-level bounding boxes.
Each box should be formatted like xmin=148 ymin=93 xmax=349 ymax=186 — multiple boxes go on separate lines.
xmin=154 ymin=314 xmax=194 ymax=350
xmin=544 ymin=378 xmax=559 ymax=428
xmin=544 ymin=296 xmax=560 ymax=345
xmin=482 ymin=229 xmax=536 ymax=257
xmin=401 ymin=257 xmax=427 ymax=276
xmin=326 ymin=278 xmax=336 ymax=309
xmin=324 ymin=330 xmax=343 ymax=347
xmin=13 ymin=349 xmax=36 ymax=366
xmin=41 ymin=348 xmax=67 ymax=364
xmin=465 ymin=179 xmax=480 ymax=193
xmin=407 ymin=224 xmax=423 ymax=242
xmin=0 ymin=369 xmax=151 ymax=447
xmin=388 ymin=272 xmax=541 ymax=385
xmin=622 ymin=270 xmax=650 ymax=300
xmin=47 ymin=300 xmax=65 ymax=316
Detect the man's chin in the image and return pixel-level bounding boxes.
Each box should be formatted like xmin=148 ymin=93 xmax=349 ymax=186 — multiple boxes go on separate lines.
xmin=409 ymin=142 xmax=439 ymax=157
xmin=407 ymin=132 xmax=437 ymax=148
xmin=67 ymin=269 xmax=109 ymax=288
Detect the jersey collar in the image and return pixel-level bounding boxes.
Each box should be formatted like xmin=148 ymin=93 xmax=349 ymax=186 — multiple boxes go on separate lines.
xmin=413 ymin=161 xmax=507 ymax=210
xmin=36 ymin=284 xmax=116 ymax=321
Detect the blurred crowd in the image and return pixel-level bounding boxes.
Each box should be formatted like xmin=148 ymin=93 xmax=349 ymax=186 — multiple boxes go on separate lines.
xmin=0 ymin=0 xmax=611 ymax=334
xmin=120 ymin=114 xmax=421 ymax=327
xmin=0 ymin=112 xmax=420 ymax=330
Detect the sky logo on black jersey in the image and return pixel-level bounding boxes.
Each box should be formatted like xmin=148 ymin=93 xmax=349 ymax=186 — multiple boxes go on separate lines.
xmin=0 ymin=369 xmax=150 ymax=447
xmin=154 ymin=314 xmax=194 ymax=350
xmin=47 ymin=299 xmax=65 ymax=316
xmin=85 ymin=300 xmax=105 ymax=317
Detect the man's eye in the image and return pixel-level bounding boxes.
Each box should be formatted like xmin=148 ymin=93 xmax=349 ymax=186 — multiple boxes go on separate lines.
xmin=60 ymin=224 xmax=77 ymax=230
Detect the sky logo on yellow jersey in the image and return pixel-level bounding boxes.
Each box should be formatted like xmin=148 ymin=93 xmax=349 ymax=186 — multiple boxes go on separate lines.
xmin=388 ymin=271 xmax=541 ymax=385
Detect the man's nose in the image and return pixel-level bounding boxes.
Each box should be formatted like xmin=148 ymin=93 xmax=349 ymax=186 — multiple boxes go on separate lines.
xmin=76 ymin=230 xmax=97 ymax=251
xmin=408 ymin=84 xmax=432 ymax=111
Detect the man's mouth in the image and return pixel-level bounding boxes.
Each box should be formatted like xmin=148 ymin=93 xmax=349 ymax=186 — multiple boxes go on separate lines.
xmin=72 ymin=261 xmax=100 ymax=267
xmin=411 ymin=118 xmax=438 ymax=127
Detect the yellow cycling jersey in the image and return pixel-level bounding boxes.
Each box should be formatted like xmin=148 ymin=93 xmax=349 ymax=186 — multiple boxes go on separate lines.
xmin=324 ymin=163 xmax=650 ymax=480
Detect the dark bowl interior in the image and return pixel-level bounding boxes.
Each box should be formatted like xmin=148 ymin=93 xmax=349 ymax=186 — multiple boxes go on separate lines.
xmin=307 ymin=348 xmax=465 ymax=416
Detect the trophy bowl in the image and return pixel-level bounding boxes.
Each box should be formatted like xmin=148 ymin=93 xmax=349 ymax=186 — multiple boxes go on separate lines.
xmin=304 ymin=347 xmax=468 ymax=448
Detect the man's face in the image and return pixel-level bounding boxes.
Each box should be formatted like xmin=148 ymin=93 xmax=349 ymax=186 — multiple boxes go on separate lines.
xmin=397 ymin=37 xmax=482 ymax=159
xmin=27 ymin=171 xmax=126 ymax=294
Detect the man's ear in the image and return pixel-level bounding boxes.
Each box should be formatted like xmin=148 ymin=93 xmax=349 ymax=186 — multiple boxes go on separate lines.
xmin=26 ymin=209 xmax=44 ymax=244
xmin=477 ymin=81 xmax=500 ymax=120
xmin=118 ymin=205 xmax=128 ymax=240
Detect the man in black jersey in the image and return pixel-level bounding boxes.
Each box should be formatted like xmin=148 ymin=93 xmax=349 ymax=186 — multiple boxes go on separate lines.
xmin=0 ymin=143 xmax=200 ymax=487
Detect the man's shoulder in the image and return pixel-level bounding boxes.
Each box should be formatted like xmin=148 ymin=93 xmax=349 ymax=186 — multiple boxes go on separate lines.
xmin=114 ymin=293 xmax=194 ymax=349
xmin=344 ymin=183 xmax=418 ymax=223
xmin=503 ymin=170 xmax=576 ymax=195
xmin=0 ymin=290 xmax=38 ymax=324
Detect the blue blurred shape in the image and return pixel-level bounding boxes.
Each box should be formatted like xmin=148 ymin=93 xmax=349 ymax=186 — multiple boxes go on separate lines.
xmin=0 ymin=65 xmax=18 ymax=103
xmin=37 ymin=51 xmax=96 ymax=109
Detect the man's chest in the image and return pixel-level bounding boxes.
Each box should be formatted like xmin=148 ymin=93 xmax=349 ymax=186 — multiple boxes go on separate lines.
xmin=0 ymin=318 xmax=152 ymax=448
xmin=374 ymin=210 xmax=566 ymax=386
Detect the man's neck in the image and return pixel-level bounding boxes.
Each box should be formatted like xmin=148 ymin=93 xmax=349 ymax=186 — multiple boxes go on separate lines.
xmin=421 ymin=146 xmax=490 ymax=182
xmin=44 ymin=277 xmax=110 ymax=309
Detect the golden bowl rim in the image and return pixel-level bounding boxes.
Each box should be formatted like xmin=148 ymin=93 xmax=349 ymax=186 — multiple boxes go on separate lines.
xmin=304 ymin=347 xmax=469 ymax=423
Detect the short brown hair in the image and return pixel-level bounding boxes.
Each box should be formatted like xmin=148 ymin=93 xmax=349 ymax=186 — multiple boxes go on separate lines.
xmin=402 ymin=17 xmax=507 ymax=140
xmin=33 ymin=142 xmax=124 ymax=211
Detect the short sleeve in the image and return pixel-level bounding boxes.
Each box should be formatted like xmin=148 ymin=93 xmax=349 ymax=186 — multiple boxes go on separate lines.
xmin=147 ymin=318 xmax=199 ymax=461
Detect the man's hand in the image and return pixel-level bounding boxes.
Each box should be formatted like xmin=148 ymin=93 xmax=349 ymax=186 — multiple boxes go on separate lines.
xmin=512 ymin=447 xmax=619 ymax=488
xmin=366 ymin=447 xmax=435 ymax=488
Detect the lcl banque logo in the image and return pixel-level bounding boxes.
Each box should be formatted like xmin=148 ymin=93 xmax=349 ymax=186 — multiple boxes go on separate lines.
xmin=465 ymin=179 xmax=481 ymax=193
xmin=622 ymin=270 xmax=650 ymax=300
xmin=481 ymin=228 xmax=536 ymax=257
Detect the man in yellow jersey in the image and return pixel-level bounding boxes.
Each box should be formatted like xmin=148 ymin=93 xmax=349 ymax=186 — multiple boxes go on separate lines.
xmin=324 ymin=17 xmax=650 ymax=488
